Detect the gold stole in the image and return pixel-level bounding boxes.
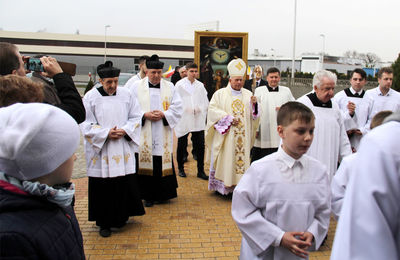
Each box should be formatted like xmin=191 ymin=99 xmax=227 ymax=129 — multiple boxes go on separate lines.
xmin=231 ymin=93 xmax=246 ymax=175
xmin=137 ymin=79 xmax=173 ymax=177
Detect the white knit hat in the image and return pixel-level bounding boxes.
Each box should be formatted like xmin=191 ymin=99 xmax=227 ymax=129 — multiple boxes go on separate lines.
xmin=227 ymin=58 xmax=246 ymax=77
xmin=0 ymin=103 xmax=80 ymax=180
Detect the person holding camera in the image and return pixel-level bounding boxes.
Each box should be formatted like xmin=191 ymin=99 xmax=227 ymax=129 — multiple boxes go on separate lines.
xmin=0 ymin=42 xmax=85 ymax=123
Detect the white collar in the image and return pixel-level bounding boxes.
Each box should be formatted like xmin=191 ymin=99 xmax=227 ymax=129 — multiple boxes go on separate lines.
xmin=277 ymin=146 xmax=306 ymax=169
xmin=377 ymin=86 xmax=392 ymax=96
xmin=350 ymin=87 xmax=363 ymax=95
xmin=229 ymin=85 xmax=242 ymax=95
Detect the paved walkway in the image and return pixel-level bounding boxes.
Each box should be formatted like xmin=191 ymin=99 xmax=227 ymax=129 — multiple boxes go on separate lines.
xmin=73 ymin=138 xmax=336 ymax=259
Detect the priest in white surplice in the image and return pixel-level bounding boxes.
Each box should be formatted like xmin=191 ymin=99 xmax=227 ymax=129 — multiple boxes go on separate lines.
xmin=206 ymin=58 xmax=260 ymax=195
xmin=128 ymin=55 xmax=183 ymax=208
xmin=252 ymin=67 xmax=295 ymax=162
xmin=174 ymin=62 xmax=209 ymax=180
xmin=232 ymin=102 xmax=330 ymax=260
xmin=297 ymin=70 xmax=351 ymax=181
xmin=80 ymin=61 xmax=145 ymax=237
xmin=331 ymin=113 xmax=400 ymax=260
xmin=333 ymin=68 xmax=373 ymax=152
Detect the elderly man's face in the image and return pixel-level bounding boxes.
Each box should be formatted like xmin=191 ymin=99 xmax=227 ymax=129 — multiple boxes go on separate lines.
xmin=100 ymin=77 xmax=119 ymax=95
xmin=350 ymin=72 xmax=366 ymax=92
xmin=378 ymin=72 xmax=393 ymax=93
xmin=254 ymin=67 xmax=262 ymax=80
xmin=229 ymin=76 xmax=244 ymax=91
xmin=179 ymin=67 xmax=187 ymax=78
xmin=314 ymin=77 xmax=335 ymax=103
xmin=147 ymin=69 xmax=162 ymax=85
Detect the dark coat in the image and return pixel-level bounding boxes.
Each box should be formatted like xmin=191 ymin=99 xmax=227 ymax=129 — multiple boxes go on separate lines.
xmin=31 ymin=72 xmax=86 ymax=124
xmin=243 ymin=78 xmax=268 ymax=92
xmin=170 ymin=71 xmax=181 ymax=85
xmin=0 ymin=183 xmax=85 ymax=260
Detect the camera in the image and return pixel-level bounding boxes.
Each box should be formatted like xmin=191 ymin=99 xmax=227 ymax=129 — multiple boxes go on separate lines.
xmin=24 ymin=58 xmax=45 ymax=72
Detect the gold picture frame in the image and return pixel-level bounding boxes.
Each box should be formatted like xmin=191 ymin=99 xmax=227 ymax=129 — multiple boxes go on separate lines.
xmin=194 ymin=31 xmax=248 ymax=99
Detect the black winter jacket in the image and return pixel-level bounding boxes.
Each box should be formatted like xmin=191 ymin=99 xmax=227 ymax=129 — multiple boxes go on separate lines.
xmin=0 ymin=185 xmax=85 ymax=260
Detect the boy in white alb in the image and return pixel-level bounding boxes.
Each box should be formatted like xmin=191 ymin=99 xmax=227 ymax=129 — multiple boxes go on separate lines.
xmin=174 ymin=62 xmax=209 ymax=180
xmin=330 ymin=110 xmax=393 ymax=220
xmin=232 ymin=101 xmax=331 ymax=260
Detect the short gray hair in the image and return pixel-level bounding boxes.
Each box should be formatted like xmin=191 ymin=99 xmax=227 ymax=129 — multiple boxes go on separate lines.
xmin=313 ymin=70 xmax=337 ymax=89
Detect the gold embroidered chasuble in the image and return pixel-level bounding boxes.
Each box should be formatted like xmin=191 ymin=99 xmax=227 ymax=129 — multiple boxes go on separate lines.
xmin=136 ymin=78 xmax=177 ymax=177
xmin=205 ymin=86 xmax=260 ymax=187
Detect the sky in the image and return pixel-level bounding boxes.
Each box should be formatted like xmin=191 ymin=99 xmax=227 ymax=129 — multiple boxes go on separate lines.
xmin=1 ymin=0 xmax=399 ymax=62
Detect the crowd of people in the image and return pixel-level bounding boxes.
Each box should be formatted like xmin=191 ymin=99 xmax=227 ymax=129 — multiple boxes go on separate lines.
xmin=1 ymin=41 xmax=400 ymax=259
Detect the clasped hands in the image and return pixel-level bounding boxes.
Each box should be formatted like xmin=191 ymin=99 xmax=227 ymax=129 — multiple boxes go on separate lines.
xmin=144 ymin=110 xmax=165 ymax=122
xmin=108 ymin=126 xmax=126 ymax=140
xmin=280 ymin=231 xmax=314 ymax=258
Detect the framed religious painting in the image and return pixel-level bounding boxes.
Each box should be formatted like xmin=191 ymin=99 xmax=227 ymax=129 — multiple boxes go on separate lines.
xmin=194 ymin=31 xmax=248 ymax=99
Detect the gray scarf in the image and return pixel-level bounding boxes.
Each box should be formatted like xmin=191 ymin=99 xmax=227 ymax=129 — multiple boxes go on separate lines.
xmin=0 ymin=172 xmax=75 ymax=207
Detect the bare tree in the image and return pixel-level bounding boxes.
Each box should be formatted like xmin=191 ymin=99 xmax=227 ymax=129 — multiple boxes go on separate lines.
xmin=343 ymin=51 xmax=381 ymax=68
xmin=359 ymin=52 xmax=381 ymax=68
xmin=344 ymin=50 xmax=360 ymax=59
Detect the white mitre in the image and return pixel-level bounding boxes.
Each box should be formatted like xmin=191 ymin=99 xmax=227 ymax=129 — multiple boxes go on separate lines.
xmin=227 ymin=58 xmax=246 ymax=77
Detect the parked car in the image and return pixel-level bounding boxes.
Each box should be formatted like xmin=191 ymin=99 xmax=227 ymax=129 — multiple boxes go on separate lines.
xmin=118 ymin=73 xmax=134 ymax=87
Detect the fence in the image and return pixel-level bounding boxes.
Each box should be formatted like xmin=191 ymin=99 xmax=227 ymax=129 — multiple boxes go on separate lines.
xmin=280 ymin=77 xmax=378 ymax=99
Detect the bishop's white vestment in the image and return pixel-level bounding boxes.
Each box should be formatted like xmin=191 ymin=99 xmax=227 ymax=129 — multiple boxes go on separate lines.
xmin=206 ymin=85 xmax=259 ymax=194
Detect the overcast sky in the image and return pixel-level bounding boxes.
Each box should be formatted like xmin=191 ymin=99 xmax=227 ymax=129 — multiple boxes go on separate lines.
xmin=1 ymin=0 xmax=399 ymax=62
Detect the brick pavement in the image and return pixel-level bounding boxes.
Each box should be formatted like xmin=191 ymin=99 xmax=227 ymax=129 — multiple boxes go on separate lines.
xmin=73 ymin=140 xmax=336 ymax=259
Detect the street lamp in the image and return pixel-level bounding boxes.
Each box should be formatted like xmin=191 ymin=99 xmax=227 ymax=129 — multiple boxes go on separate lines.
xmin=291 ymin=0 xmax=297 ymax=79
xmin=271 ymin=48 xmax=276 ymax=67
xmin=104 ymin=25 xmax=111 ymax=62
xmin=320 ymin=34 xmax=325 ymax=69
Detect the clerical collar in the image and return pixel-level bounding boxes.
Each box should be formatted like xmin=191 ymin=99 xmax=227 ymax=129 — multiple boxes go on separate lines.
xmin=344 ymin=87 xmax=365 ymax=98
xmin=267 ymin=86 xmax=279 ymax=92
xmin=307 ymin=92 xmax=332 ymax=108
xmin=97 ymin=86 xmax=116 ymax=96
xmin=149 ymin=81 xmax=160 ymax=88
xmin=229 ymin=85 xmax=242 ymax=95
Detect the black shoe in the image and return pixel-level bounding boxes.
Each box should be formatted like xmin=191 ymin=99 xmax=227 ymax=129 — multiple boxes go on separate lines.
xmin=197 ymin=171 xmax=209 ymax=180
xmin=99 ymin=227 xmax=111 ymax=237
xmin=154 ymin=200 xmax=168 ymax=204
xmin=178 ymin=169 xmax=187 ymax=177
xmin=183 ymin=156 xmax=188 ymax=163
xmin=144 ymin=200 xmax=154 ymax=207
